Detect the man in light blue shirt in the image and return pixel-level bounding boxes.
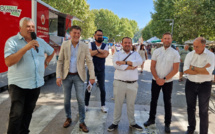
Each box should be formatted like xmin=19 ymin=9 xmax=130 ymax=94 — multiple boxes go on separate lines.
xmin=4 ymin=17 xmax=54 ymax=134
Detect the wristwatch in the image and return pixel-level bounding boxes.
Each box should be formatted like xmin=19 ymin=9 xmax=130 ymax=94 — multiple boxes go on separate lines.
xmin=191 ymin=66 xmax=195 ymax=71
xmin=45 ymin=61 xmax=49 ymax=66
xmin=125 ymin=61 xmax=127 ymax=65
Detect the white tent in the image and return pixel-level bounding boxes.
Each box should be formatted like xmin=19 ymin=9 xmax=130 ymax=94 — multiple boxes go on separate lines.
xmin=146 ymin=36 xmax=160 ymax=43
xmin=185 ymin=39 xmax=214 ymax=45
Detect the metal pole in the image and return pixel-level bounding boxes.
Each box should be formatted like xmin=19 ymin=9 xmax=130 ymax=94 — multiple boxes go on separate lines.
xmin=172 ymin=20 xmax=174 ymax=38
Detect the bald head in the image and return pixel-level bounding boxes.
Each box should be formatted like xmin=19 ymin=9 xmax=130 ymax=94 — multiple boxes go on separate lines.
xmin=193 ymin=37 xmax=206 ymax=54
xmin=194 ymin=37 xmax=206 ymax=45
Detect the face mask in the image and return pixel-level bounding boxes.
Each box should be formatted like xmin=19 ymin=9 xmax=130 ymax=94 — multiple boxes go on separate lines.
xmin=96 ymin=38 xmax=103 ymax=43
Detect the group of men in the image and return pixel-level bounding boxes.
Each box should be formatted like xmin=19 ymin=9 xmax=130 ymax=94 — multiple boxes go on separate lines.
xmin=4 ymin=17 xmax=215 ymax=134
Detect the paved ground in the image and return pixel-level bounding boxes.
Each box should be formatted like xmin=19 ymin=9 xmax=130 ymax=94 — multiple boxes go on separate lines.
xmin=0 ymin=54 xmax=215 ymax=134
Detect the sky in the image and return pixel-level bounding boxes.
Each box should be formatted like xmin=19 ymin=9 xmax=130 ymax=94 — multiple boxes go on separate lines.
xmin=87 ymin=0 xmax=154 ymax=29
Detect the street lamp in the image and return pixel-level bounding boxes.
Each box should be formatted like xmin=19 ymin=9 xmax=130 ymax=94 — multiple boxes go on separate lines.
xmin=165 ymin=19 xmax=174 ymax=38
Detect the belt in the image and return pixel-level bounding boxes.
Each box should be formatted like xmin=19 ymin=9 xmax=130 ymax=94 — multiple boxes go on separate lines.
xmin=116 ymin=79 xmax=137 ymax=84
xmin=188 ymin=79 xmax=211 ymax=84
xmin=68 ymin=72 xmax=78 ymax=75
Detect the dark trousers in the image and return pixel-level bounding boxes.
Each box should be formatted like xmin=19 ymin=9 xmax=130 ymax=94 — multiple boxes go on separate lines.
xmin=85 ymin=70 xmax=106 ymax=106
xmin=185 ymin=79 xmax=211 ymax=134
xmin=149 ymin=80 xmax=173 ymax=125
xmin=7 ymin=84 xmax=40 ymax=134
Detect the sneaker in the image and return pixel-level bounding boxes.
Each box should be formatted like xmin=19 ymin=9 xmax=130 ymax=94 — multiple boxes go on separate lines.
xmin=101 ymin=106 xmax=108 ymax=113
xmin=85 ymin=106 xmax=88 ymax=112
xmin=129 ymin=124 xmax=143 ymax=130
xmin=107 ymin=124 xmax=118 ymax=131
xmin=96 ymin=82 xmax=99 ymax=87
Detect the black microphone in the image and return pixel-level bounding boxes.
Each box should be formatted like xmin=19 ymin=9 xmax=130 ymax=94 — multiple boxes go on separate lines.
xmin=30 ymin=32 xmax=39 ymax=53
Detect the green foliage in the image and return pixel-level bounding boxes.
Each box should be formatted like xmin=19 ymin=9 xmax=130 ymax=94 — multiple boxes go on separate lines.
xmin=92 ymin=9 xmax=139 ymax=43
xmin=42 ymin=0 xmax=96 ymax=38
xmin=92 ymin=9 xmax=120 ymax=42
xmin=142 ymin=0 xmax=215 ymax=43
xmin=133 ymin=28 xmax=143 ymax=43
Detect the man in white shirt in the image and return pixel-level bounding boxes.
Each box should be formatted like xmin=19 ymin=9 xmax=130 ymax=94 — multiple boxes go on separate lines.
xmin=144 ymin=32 xmax=180 ymax=133
xmin=107 ymin=37 xmax=143 ymax=131
xmin=183 ymin=37 xmax=214 ymax=134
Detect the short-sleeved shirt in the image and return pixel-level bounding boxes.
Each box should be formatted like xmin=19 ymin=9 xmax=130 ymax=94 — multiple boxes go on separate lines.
xmin=4 ymin=33 xmax=54 ymax=89
xmin=179 ymin=49 xmax=189 ymax=63
xmin=183 ymin=49 xmax=215 ymax=83
xmin=88 ymin=42 xmax=108 ymax=51
xmin=152 ymin=46 xmax=180 ymax=82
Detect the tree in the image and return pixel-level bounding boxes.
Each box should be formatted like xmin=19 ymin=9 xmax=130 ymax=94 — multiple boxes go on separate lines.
xmin=133 ymin=28 xmax=143 ymax=43
xmin=142 ymin=21 xmax=153 ymax=41
xmin=42 ymin=0 xmax=96 ymax=38
xmin=174 ymin=0 xmax=215 ymax=42
xmin=92 ymin=9 xmax=120 ymax=42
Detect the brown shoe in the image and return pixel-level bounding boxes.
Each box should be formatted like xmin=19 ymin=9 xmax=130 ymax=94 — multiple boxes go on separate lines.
xmin=79 ymin=122 xmax=89 ymax=133
xmin=63 ymin=118 xmax=72 ymax=128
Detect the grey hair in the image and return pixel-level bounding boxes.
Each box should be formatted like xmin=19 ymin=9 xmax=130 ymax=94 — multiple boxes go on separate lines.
xmin=200 ymin=38 xmax=206 ymax=45
xmin=19 ymin=17 xmax=34 ymax=27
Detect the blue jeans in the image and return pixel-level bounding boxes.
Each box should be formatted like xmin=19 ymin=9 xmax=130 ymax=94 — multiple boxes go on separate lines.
xmin=85 ymin=70 xmax=106 ymax=106
xmin=62 ymin=74 xmax=85 ymax=123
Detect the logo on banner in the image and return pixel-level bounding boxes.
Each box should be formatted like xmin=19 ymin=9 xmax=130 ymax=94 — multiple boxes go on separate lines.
xmin=0 ymin=5 xmax=22 ymax=17
xmin=41 ymin=14 xmax=45 ymax=25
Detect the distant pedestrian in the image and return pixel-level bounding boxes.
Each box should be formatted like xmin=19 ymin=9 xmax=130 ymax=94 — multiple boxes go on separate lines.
xmin=178 ymin=44 xmax=189 ymax=82
xmin=56 ymin=25 xmax=95 ymax=132
xmin=144 ymin=32 xmax=180 ymax=133
xmin=85 ymin=29 xmax=109 ymax=113
xmin=138 ymin=44 xmax=148 ymax=73
xmin=151 ymin=45 xmax=156 ymax=55
xmin=176 ymin=46 xmax=180 ymax=52
xmin=4 ymin=17 xmax=54 ymax=134
xmin=107 ymin=37 xmax=143 ymax=131
xmin=132 ymin=45 xmax=137 ymax=51
xmin=183 ymin=37 xmax=214 ymax=134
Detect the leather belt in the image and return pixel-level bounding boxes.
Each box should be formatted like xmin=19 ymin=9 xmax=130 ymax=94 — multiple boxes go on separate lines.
xmin=116 ymin=79 xmax=137 ymax=84
xmin=68 ymin=72 xmax=78 ymax=75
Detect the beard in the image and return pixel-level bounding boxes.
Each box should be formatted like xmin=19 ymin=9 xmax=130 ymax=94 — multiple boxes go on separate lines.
xmin=163 ymin=42 xmax=171 ymax=48
xmin=95 ymin=38 xmax=103 ymax=43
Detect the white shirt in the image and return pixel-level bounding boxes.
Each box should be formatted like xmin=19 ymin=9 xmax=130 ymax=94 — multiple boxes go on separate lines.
xmin=113 ymin=50 xmax=142 ymax=81
xmin=88 ymin=42 xmax=108 ymax=51
xmin=152 ymin=46 xmax=180 ymax=82
xmin=183 ymin=48 xmax=215 ymax=82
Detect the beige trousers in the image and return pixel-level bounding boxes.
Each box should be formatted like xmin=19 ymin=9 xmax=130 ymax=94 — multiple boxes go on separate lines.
xmin=113 ymin=80 xmax=138 ymax=125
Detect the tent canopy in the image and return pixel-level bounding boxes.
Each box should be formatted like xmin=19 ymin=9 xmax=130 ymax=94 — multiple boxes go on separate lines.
xmin=185 ymin=39 xmax=214 ymax=45
xmin=146 ymin=36 xmax=160 ymax=43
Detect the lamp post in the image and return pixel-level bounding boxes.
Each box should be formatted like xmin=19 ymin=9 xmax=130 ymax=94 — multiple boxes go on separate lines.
xmin=165 ymin=19 xmax=174 ymax=38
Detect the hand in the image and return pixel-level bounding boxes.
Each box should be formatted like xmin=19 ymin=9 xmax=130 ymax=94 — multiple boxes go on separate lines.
xmin=25 ymin=40 xmax=39 ymax=51
xmin=156 ymin=78 xmax=165 ymax=86
xmin=204 ymin=63 xmax=211 ymax=68
xmin=116 ymin=61 xmax=125 ymax=66
xmin=89 ymin=79 xmax=95 ymax=84
xmin=98 ymin=49 xmax=105 ymax=54
xmin=56 ymin=78 xmax=62 ymax=87
xmin=125 ymin=66 xmax=137 ymax=70
xmin=127 ymin=61 xmax=132 ymax=66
